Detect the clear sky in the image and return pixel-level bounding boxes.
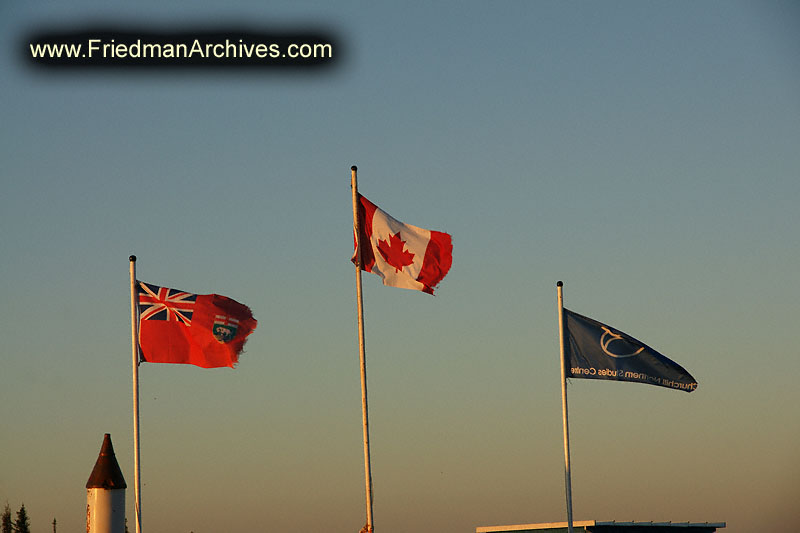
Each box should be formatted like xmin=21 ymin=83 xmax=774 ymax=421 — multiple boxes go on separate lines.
xmin=1 ymin=1 xmax=799 ymax=532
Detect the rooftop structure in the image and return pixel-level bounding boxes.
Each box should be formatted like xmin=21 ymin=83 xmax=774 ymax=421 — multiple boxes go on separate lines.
xmin=477 ymin=521 xmax=726 ymax=533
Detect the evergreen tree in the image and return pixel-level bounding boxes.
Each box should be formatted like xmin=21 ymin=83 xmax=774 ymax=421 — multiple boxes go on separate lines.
xmin=1 ymin=504 xmax=12 ymax=533
xmin=14 ymin=504 xmax=30 ymax=533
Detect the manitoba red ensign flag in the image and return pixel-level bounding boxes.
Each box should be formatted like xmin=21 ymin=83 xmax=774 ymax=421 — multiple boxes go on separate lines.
xmin=137 ymin=281 xmax=257 ymax=368
xmin=353 ymin=195 xmax=453 ymax=294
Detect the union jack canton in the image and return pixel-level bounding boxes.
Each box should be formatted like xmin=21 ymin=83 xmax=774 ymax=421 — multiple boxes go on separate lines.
xmin=137 ymin=281 xmax=197 ymax=326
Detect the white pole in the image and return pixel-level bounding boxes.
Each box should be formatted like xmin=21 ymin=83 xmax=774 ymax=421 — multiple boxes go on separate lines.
xmin=557 ymin=281 xmax=574 ymax=533
xmin=129 ymin=256 xmax=142 ymax=533
xmin=351 ymin=166 xmax=375 ymax=533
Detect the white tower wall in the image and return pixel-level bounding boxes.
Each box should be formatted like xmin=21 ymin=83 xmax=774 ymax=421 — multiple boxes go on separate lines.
xmin=86 ymin=488 xmax=126 ymax=533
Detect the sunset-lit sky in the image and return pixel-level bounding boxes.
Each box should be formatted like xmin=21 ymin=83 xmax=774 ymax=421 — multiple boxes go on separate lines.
xmin=2 ymin=2 xmax=799 ymax=532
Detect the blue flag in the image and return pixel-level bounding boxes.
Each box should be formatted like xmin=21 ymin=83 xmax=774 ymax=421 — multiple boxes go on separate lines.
xmin=564 ymin=309 xmax=698 ymax=392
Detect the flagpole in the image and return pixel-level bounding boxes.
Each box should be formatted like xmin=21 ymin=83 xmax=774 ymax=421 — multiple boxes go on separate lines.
xmin=129 ymin=255 xmax=143 ymax=533
xmin=557 ymin=281 xmax=574 ymax=533
xmin=351 ymin=166 xmax=375 ymax=533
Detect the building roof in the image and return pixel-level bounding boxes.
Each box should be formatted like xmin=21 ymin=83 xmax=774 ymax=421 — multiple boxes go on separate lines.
xmin=86 ymin=433 xmax=127 ymax=490
xmin=477 ymin=521 xmax=726 ymax=533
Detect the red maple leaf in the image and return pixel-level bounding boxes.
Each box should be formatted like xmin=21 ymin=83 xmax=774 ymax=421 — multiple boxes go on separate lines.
xmin=377 ymin=232 xmax=415 ymax=272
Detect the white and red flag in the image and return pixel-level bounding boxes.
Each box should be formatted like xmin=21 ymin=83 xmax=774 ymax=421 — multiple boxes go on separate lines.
xmin=353 ymin=194 xmax=453 ymax=294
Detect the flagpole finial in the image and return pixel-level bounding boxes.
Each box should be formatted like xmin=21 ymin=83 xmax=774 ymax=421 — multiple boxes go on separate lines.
xmin=557 ymin=280 xmax=563 ymax=287
xmin=351 ymin=165 xmax=357 ymax=171
xmin=129 ymin=255 xmax=137 ymax=262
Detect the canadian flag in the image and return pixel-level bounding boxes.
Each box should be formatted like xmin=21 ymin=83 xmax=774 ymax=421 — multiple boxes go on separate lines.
xmin=353 ymin=194 xmax=453 ymax=294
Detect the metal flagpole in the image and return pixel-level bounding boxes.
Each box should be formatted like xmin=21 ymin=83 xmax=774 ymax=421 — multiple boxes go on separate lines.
xmin=129 ymin=255 xmax=143 ymax=533
xmin=351 ymin=166 xmax=375 ymax=533
xmin=556 ymin=281 xmax=574 ymax=533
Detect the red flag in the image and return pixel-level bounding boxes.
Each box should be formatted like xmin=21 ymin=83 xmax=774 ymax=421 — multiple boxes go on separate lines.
xmin=137 ymin=281 xmax=257 ymax=368
xmin=353 ymin=194 xmax=453 ymax=294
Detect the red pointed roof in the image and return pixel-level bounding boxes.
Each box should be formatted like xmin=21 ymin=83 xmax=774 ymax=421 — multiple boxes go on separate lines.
xmin=86 ymin=433 xmax=127 ymax=489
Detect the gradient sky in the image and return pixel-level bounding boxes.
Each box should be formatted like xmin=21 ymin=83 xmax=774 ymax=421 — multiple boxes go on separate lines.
xmin=2 ymin=2 xmax=799 ymax=532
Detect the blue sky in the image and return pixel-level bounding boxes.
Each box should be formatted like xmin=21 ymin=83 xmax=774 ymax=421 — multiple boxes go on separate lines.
xmin=1 ymin=2 xmax=799 ymax=532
